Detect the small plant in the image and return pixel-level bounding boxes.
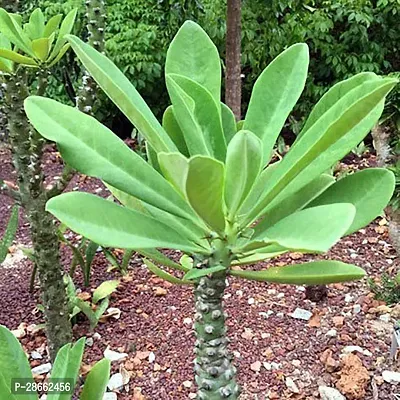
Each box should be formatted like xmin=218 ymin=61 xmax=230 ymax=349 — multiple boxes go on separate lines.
xmin=368 ymin=274 xmax=400 ymax=305
xmin=25 ymin=21 xmax=397 ymax=398
xmin=0 ymin=325 xmax=110 ymax=399
xmin=64 ymin=276 xmax=119 ymax=330
xmin=0 ymin=204 xmax=18 ymax=263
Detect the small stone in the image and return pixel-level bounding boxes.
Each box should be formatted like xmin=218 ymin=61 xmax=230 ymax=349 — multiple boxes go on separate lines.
xmin=86 ymin=338 xmax=94 ymax=347
xmin=326 ymin=329 xmax=337 ymax=338
xmin=379 ymin=313 xmax=391 ymax=323
xmin=183 ymin=317 xmax=192 ymax=325
xmin=107 ymin=373 xmax=124 ymax=391
xmin=183 ymin=380 xmax=192 ymax=388
xmin=341 ymin=345 xmax=372 ymax=357
xmin=353 ymin=304 xmax=361 ymax=315
xmin=189 ymin=394 xmax=196 ymax=399
xmin=31 ymin=363 xmax=52 ymax=375
xmin=261 ymin=332 xmax=270 ymax=339
xmin=277 ymin=293 xmax=285 ymax=299
xmin=248 ymin=298 xmax=255 ymax=305
xmin=154 ymin=287 xmax=167 ymax=296
xmin=148 ymin=352 xmax=155 ymax=363
xmin=93 ymin=332 xmax=101 ymax=340
xmin=250 ymin=361 xmax=262 ymax=372
xmin=103 ymin=393 xmax=118 ymax=400
xmin=259 ymin=311 xmax=274 ymax=319
xmin=31 ymin=351 xmax=43 ymax=360
xmin=104 ymin=347 xmax=128 ymax=362
xmin=285 ymin=377 xmax=299 ymax=393
xmin=319 ymin=386 xmax=346 ymax=400
xmin=333 ymin=316 xmax=345 ymax=327
xmin=291 ymin=308 xmax=313 ymax=321
xmin=345 ymin=294 xmax=354 ymax=303
xmin=241 ymin=328 xmax=254 ymax=340
xmin=292 ymin=360 xmax=301 ymax=367
xmin=382 ymin=370 xmax=400 ymax=384
xmin=263 ymin=362 xmax=272 ymax=371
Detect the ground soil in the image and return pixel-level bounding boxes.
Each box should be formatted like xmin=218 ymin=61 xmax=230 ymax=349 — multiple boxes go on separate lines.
xmin=1 ymin=144 xmax=400 ymax=399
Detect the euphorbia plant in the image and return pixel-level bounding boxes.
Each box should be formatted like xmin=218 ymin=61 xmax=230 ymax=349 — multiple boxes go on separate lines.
xmin=24 ymin=22 xmax=397 ymax=399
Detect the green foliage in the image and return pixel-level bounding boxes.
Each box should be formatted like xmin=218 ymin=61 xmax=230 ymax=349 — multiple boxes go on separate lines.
xmin=369 ymin=273 xmax=400 ymax=305
xmin=0 ymin=325 xmax=110 ymax=398
xmin=25 ymin=22 xmax=397 ymax=396
xmin=0 ymin=205 xmax=18 ymax=263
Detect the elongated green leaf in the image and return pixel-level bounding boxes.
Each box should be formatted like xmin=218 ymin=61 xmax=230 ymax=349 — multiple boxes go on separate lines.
xmin=165 ymin=20 xmax=221 ymax=104
xmin=158 ymin=152 xmax=188 ymax=196
xmin=246 ymin=77 xmax=397 ymax=224
xmin=24 ymin=96 xmax=195 ymax=221
xmin=32 ymin=38 xmax=49 ymax=61
xmin=249 ymin=203 xmax=356 ymax=253
xmin=47 ymin=43 xmax=70 ymax=67
xmin=0 ymin=373 xmax=17 ymax=400
xmin=144 ymin=259 xmax=191 ymax=285
xmin=0 ymin=325 xmax=36 ymax=400
xmin=0 ymin=48 xmax=37 ymax=66
xmin=0 ymin=33 xmax=13 ymax=72
xmin=67 ymin=35 xmax=176 ymax=153
xmin=230 ymin=260 xmax=365 ymax=284
xmin=138 ymin=249 xmax=188 ymax=271
xmin=166 ymin=75 xmax=210 ymax=157
xmin=48 ymin=8 xmax=77 ymax=61
xmin=301 ymin=72 xmax=379 ymax=135
xmin=308 ymin=168 xmax=395 ymax=234
xmin=186 ymin=156 xmax=226 ymax=232
xmin=221 ymin=103 xmax=236 ymax=144
xmin=0 ymin=205 xmax=19 ymax=263
xmin=184 ymin=265 xmax=226 ymax=280
xmin=243 ymin=44 xmax=309 ymax=164
xmin=80 ymin=359 xmax=110 ymax=400
xmin=43 ymin=14 xmax=62 ymax=38
xmin=162 ymin=106 xmax=189 ymax=156
xmin=0 ymin=9 xmax=34 ymax=56
xmin=92 ymin=280 xmax=119 ymax=304
xmin=233 ymin=251 xmax=286 ymax=266
xmin=225 ymin=130 xmax=262 ymax=217
xmin=47 ymin=192 xmax=202 ymax=253
xmin=47 ymin=338 xmax=85 ymax=400
xmin=253 ymin=174 xmax=335 ymax=237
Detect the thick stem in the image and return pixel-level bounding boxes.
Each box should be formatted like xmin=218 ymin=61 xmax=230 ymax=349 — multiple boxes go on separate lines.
xmin=225 ymin=0 xmax=242 ymax=120
xmin=371 ymin=123 xmax=392 ymax=167
xmin=3 ymin=70 xmax=72 ymax=361
xmin=194 ymin=239 xmax=240 ymax=399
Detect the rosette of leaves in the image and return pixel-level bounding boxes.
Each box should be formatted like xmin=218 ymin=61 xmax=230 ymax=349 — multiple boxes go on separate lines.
xmin=25 ymin=22 xmax=397 ymax=399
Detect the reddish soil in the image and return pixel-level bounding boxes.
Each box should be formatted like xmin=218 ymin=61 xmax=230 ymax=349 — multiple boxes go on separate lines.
xmin=1 ymin=145 xmax=399 ymax=399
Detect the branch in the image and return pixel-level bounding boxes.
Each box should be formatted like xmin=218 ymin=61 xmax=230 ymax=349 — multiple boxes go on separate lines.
xmin=46 ymin=164 xmax=75 ymax=199
xmin=0 ymin=179 xmax=22 ymax=203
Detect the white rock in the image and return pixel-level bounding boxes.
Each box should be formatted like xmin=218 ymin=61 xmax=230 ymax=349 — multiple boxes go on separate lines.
xmin=248 ymin=298 xmax=255 ymax=305
xmin=285 ymin=377 xmax=299 ymax=393
xmin=183 ymin=380 xmax=192 ymax=388
xmin=2 ymin=249 xmax=27 ymax=269
xmin=291 ymin=308 xmax=312 ymax=321
xmin=353 ymin=304 xmax=361 ymax=315
xmin=31 ymin=351 xmax=43 ymax=360
xmin=267 ymin=289 xmax=276 ymax=295
xmin=379 ymin=314 xmax=391 ymax=323
xmin=326 ymin=329 xmax=337 ymax=338
xmin=319 ymin=386 xmax=346 ymax=400
xmin=382 ymin=370 xmax=400 ymax=384
xmin=107 ymin=373 xmax=124 ymax=391
xmin=104 ymin=347 xmax=128 ymax=362
xmin=31 ymin=363 xmax=52 ymax=375
xmin=93 ymin=332 xmax=101 ymax=340
xmin=345 ymin=294 xmax=354 ymax=303
xmin=189 ymin=394 xmax=196 ymax=399
xmin=296 ymin=286 xmax=306 ymax=292
xmin=86 ymin=338 xmax=94 ymax=347
xmin=277 ymin=293 xmax=285 ymax=299
xmin=276 ymin=312 xmax=284 ymax=318
xmin=149 ymin=352 xmax=156 ymax=363
xmin=259 ymin=311 xmax=274 ymax=319
xmin=236 ymin=290 xmax=243 ymax=297
xmin=341 ymin=345 xmax=372 ymax=357
xmin=350 ymin=253 xmax=358 ymax=259
xmin=103 ymin=393 xmax=118 ymax=400
xmin=183 ymin=317 xmax=192 ymax=325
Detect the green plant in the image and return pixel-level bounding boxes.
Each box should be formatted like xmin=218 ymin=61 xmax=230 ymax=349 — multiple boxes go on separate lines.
xmin=0 ymin=205 xmax=19 ymax=263
xmin=64 ymin=276 xmax=119 ymax=330
xmin=368 ymin=274 xmax=400 ymax=305
xmin=0 ymin=324 xmax=110 ymax=399
xmin=0 ymin=7 xmax=78 ymax=361
xmin=25 ymin=21 xmax=397 ymax=398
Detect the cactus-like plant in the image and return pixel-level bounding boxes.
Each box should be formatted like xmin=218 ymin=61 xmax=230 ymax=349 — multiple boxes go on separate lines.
xmin=0 ymin=8 xmax=77 ymax=361
xmin=25 ymin=22 xmax=397 ymax=398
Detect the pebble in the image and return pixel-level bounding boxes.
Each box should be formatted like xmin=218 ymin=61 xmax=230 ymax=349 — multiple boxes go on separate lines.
xmin=345 ymin=294 xmax=354 ymax=303
xmin=291 ymin=308 xmax=313 ymax=321
xmin=148 ymin=352 xmax=155 ymax=363
xmin=86 ymin=337 xmax=94 ymax=347
xmin=259 ymin=311 xmax=274 ymax=319
xmin=382 ymin=370 xmax=400 ymax=384
xmin=183 ymin=380 xmax=192 ymax=388
xmin=353 ymin=304 xmax=361 ymax=315
xmin=31 ymin=351 xmax=43 ymax=360
xmin=319 ymin=386 xmax=346 ymax=400
xmin=31 ymin=363 xmax=52 ymax=375
xmin=93 ymin=332 xmax=101 ymax=340
xmin=379 ymin=314 xmax=391 ymax=323
xmin=326 ymin=329 xmax=337 ymax=338
xmin=103 ymin=393 xmax=118 ymax=400
xmin=341 ymin=345 xmax=372 ymax=357
xmin=107 ymin=373 xmax=124 ymax=391
xmin=285 ymin=377 xmax=299 ymax=393
xmin=277 ymin=293 xmax=285 ymax=299
xmin=183 ymin=317 xmax=192 ymax=325
xmin=104 ymin=347 xmax=128 ymax=362
xmin=248 ymin=298 xmax=255 ymax=305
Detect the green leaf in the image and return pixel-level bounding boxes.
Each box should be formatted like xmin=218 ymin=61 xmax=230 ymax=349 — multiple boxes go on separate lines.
xmin=0 ymin=373 xmax=17 ymax=400
xmin=24 ymin=96 xmax=195 ymax=221
xmin=47 ymin=43 xmax=70 ymax=67
xmin=93 ymin=298 xmax=109 ymax=321
xmin=221 ymin=103 xmax=236 ymax=144
xmin=0 ymin=48 xmax=37 ymax=66
xmin=80 ymin=359 xmax=111 ymax=400
xmin=158 ymin=152 xmax=188 ymax=196
xmin=144 ymin=259 xmax=191 ymax=285
xmin=138 ymin=249 xmax=187 ymax=271
xmin=246 ymin=77 xmax=397 ymax=224
xmin=230 ymin=260 xmax=366 ymax=284
xmin=233 ymin=251 xmax=286 ymax=266
xmin=48 ymin=8 xmax=77 ymax=61
xmin=73 ymin=299 xmax=98 ymax=329
xmin=0 ymin=325 xmax=36 ymax=400
xmin=0 ymin=9 xmax=34 ymax=57
xmin=250 ymin=203 xmax=356 ymax=253
xmin=165 ymin=20 xmax=221 ymax=104
xmin=0 ymin=33 xmax=13 ymax=72
xmin=225 ymin=130 xmax=262 ymax=217
xmin=0 ymin=205 xmax=19 ymax=264
xmin=308 ymin=168 xmax=395 ymax=235
xmin=67 ymin=35 xmax=176 ymax=153
xmin=92 ymin=280 xmax=119 ymax=304
xmin=25 ymin=9 xmax=45 ymax=40
xmin=46 ymin=192 xmax=202 ymax=253
xmin=47 ymin=338 xmax=85 ymax=400
xmin=184 ymin=265 xmax=226 ymax=280
xmin=43 ymin=14 xmax=62 ymax=38
xmin=186 ymin=156 xmax=226 ymax=232
xmin=243 ymin=44 xmax=309 ymax=164
xmin=253 ymin=174 xmax=335 ymax=237
xmin=162 ymin=106 xmax=189 ymax=156
xmin=168 ymin=74 xmax=226 ymax=160
xmin=32 ymin=37 xmax=49 ymax=61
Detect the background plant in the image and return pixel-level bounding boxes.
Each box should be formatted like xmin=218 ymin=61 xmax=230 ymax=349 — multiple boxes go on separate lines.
xmin=0 ymin=205 xmax=18 ymax=263
xmin=25 ymin=21 xmax=397 ymax=397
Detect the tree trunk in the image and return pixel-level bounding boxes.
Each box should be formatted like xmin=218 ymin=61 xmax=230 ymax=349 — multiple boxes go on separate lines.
xmin=225 ymin=0 xmax=242 ymax=120
xmin=3 ymin=71 xmax=72 ymax=361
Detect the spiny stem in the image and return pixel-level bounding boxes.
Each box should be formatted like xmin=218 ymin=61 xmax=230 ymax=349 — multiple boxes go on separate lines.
xmin=46 ymin=164 xmax=75 ymax=199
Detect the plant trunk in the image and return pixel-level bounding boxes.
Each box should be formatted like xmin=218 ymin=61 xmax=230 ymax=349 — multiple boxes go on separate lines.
xmin=3 ymin=71 xmax=72 ymax=361
xmin=371 ymin=123 xmax=392 ymax=167
xmin=194 ymin=239 xmax=240 ymax=399
xmin=225 ymin=0 xmax=242 ymax=120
